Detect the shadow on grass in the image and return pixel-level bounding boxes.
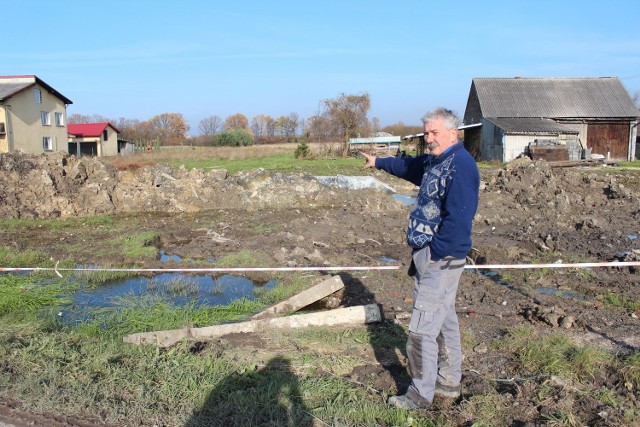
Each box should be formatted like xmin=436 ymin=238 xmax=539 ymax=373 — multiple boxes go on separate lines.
xmin=339 ymin=272 xmax=411 ymax=395
xmin=185 ymin=356 xmax=312 ymax=427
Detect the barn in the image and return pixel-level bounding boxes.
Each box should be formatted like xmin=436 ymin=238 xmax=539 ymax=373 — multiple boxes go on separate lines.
xmin=462 ymin=77 xmax=639 ymax=162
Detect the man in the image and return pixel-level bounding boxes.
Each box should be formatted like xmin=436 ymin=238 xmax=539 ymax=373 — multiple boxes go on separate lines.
xmin=361 ymin=108 xmax=480 ymax=410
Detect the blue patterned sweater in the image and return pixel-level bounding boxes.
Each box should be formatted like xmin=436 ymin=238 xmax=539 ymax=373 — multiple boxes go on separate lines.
xmin=375 ymin=142 xmax=480 ymax=260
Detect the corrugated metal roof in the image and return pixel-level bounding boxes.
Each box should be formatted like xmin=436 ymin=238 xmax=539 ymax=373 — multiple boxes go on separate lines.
xmin=473 ymin=77 xmax=639 ymax=118
xmin=349 ymin=136 xmax=401 ymax=144
xmin=485 ymin=117 xmax=579 ymax=134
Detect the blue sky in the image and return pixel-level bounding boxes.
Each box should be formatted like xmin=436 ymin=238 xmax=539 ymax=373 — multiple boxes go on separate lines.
xmin=5 ymin=0 xmax=639 ymax=134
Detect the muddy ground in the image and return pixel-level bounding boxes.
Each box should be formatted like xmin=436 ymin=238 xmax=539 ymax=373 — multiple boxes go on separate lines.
xmin=1 ymin=151 xmax=639 ymax=426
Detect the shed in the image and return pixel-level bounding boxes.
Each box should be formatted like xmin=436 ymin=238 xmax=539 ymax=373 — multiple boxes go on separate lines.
xmin=68 ymin=122 xmax=120 ymax=157
xmin=348 ymin=132 xmax=401 ymax=156
xmin=463 ymin=77 xmax=639 ymax=162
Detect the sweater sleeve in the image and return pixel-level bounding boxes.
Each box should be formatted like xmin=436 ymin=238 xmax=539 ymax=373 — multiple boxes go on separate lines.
xmin=374 ymin=155 xmax=427 ymax=186
xmin=428 ymin=157 xmax=480 ymax=260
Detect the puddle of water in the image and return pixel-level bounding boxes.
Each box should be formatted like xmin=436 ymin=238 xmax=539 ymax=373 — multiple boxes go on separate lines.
xmin=159 ymin=250 xmax=183 ymax=262
xmin=393 ymin=194 xmax=416 ymax=206
xmin=380 ymin=256 xmax=399 ymax=263
xmin=159 ymin=250 xmax=215 ymax=264
xmin=478 ymin=270 xmax=512 ymax=287
xmin=61 ymin=273 xmax=277 ymax=325
xmin=477 ymin=270 xmax=589 ymax=301
xmin=626 ymin=234 xmax=638 ymax=241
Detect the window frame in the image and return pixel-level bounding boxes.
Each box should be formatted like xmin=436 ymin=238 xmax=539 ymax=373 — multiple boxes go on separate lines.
xmin=55 ymin=112 xmax=65 ymax=127
xmin=41 ymin=111 xmax=51 ymax=126
xmin=42 ymin=136 xmax=53 ymax=151
xmin=34 ymin=88 xmax=42 ymax=104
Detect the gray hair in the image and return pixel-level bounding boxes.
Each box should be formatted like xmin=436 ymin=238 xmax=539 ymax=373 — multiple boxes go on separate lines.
xmin=421 ymin=107 xmax=459 ymax=130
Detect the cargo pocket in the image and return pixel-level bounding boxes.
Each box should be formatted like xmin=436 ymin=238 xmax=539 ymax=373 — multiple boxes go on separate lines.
xmin=409 ymin=299 xmax=441 ymax=335
xmin=407 ymin=298 xmax=441 ymax=380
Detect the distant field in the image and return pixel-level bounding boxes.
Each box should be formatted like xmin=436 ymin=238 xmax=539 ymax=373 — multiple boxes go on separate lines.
xmin=104 ymin=142 xmax=402 ymax=175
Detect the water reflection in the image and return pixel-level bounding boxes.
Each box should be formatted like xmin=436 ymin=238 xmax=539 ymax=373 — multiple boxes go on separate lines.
xmin=393 ymin=194 xmax=416 ymax=206
xmin=61 ymin=273 xmax=277 ymax=324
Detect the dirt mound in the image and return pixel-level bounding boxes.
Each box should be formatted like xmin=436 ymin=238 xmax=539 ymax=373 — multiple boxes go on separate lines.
xmin=0 ymin=151 xmax=403 ymax=219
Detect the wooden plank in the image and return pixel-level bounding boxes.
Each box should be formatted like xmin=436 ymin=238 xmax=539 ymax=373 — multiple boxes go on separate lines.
xmin=547 ymin=159 xmax=617 ymax=168
xmin=250 ymin=275 xmax=344 ymax=320
xmin=123 ymin=304 xmax=382 ymax=348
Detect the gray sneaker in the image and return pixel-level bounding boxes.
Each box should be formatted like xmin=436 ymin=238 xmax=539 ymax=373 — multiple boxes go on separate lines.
xmin=387 ymin=388 xmax=431 ymax=410
xmin=434 ymin=382 xmax=461 ymax=399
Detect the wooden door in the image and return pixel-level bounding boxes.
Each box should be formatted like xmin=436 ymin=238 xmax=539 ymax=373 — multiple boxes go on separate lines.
xmin=587 ymin=122 xmax=629 ymax=160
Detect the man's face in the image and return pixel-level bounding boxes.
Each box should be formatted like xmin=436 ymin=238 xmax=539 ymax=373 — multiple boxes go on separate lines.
xmin=423 ymin=117 xmax=458 ymax=156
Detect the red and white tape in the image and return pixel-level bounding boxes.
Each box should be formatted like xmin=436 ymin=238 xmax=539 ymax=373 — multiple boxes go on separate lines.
xmin=1 ymin=260 xmax=639 ymax=277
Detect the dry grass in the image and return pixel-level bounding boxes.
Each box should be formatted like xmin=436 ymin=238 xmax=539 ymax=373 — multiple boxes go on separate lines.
xmin=105 ymin=142 xmax=347 ymax=172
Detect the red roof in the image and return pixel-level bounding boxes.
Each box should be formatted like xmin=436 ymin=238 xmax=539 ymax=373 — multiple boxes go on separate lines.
xmin=68 ymin=122 xmax=120 ymax=137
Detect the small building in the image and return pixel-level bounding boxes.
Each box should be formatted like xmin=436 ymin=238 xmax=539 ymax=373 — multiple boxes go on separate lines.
xmin=0 ymin=75 xmax=73 ymax=154
xmin=463 ymin=77 xmax=639 ymax=162
xmin=68 ymin=122 xmax=121 ymax=157
xmin=348 ymin=132 xmax=401 ymax=155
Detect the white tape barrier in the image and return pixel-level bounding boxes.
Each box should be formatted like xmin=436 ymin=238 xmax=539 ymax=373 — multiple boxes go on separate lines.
xmin=1 ymin=260 xmax=639 ymax=277
xmin=467 ymin=261 xmax=640 ymax=269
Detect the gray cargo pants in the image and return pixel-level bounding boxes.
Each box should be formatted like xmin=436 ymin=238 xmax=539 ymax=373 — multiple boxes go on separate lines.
xmin=406 ymin=246 xmax=465 ymax=402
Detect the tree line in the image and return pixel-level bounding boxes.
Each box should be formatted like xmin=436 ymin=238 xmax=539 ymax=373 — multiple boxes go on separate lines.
xmin=68 ymin=92 xmax=423 ymax=152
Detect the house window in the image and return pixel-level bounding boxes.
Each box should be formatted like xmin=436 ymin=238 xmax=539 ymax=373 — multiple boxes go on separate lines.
xmin=41 ymin=111 xmax=51 ymax=126
xmin=55 ymin=112 xmax=64 ymax=126
xmin=102 ymin=129 xmax=108 ymax=140
xmin=34 ymin=88 xmax=42 ymax=104
xmin=43 ymin=136 xmax=53 ymax=151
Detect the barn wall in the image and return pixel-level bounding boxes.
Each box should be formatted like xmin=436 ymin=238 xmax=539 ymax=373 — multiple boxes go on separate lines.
xmin=463 ymin=127 xmax=481 ymax=159
xmin=504 ymin=135 xmax=538 ymax=161
xmin=463 ymin=83 xmax=482 ymax=125
xmin=480 ymin=120 xmax=503 ymax=161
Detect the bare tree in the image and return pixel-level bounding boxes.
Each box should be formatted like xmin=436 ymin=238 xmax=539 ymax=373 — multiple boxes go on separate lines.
xmin=251 ymin=114 xmax=270 ymax=140
xmin=223 ymin=113 xmax=249 ymax=131
xmin=147 ymin=113 xmax=190 ymax=145
xmin=372 ymin=117 xmax=381 ymax=134
xmin=67 ymin=113 xmax=92 ymax=124
xmin=321 ymin=92 xmax=371 ymax=156
xmin=198 ymin=115 xmax=222 ymax=137
xmin=280 ymin=112 xmax=299 ymax=139
xmin=113 ymin=117 xmax=143 ymax=141
xmin=265 ymin=116 xmax=277 ymax=139
xmin=305 ymin=115 xmax=331 ymax=141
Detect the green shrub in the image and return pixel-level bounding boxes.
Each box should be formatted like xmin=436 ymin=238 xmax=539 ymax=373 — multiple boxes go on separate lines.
xmin=294 ymin=139 xmax=310 ymax=159
xmin=216 ymin=129 xmax=254 ymax=147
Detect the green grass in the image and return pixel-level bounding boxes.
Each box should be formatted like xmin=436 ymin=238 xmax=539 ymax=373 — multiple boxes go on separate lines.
xmin=0 ymin=246 xmax=52 ymax=268
xmin=616 ymin=160 xmax=640 ymax=168
xmin=494 ymin=325 xmax=613 ymax=381
xmin=620 ymin=351 xmax=640 ymax=391
xmin=167 ymin=154 xmax=367 ymax=176
xmin=0 ymin=274 xmax=74 ymax=317
xmin=108 ymin=231 xmax=159 ymax=258
xmin=0 ymin=215 xmax=113 ymax=232
xmin=602 ymin=292 xmax=640 ymax=312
